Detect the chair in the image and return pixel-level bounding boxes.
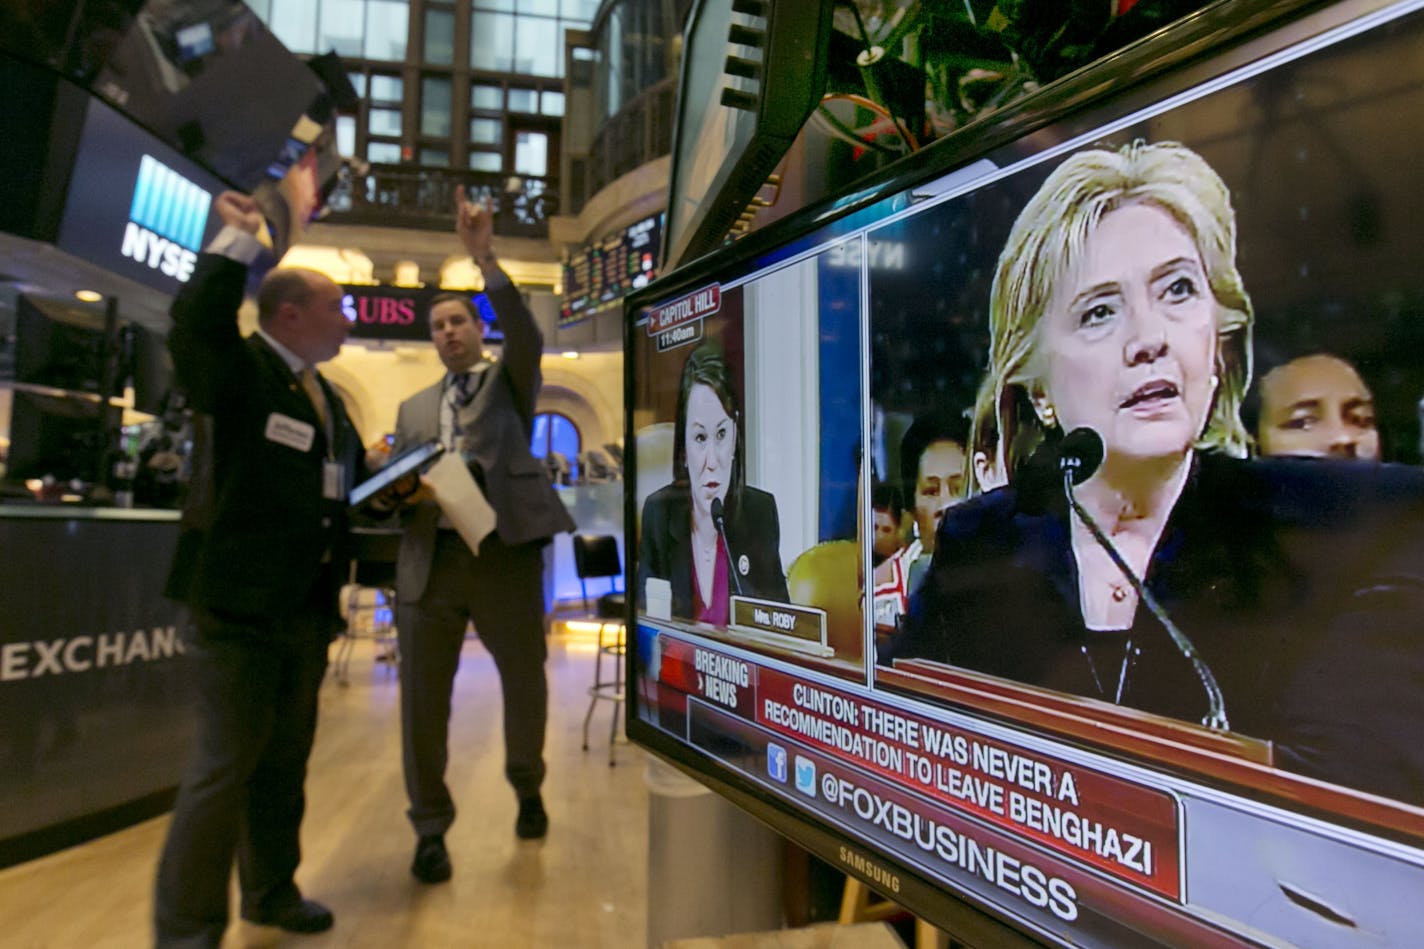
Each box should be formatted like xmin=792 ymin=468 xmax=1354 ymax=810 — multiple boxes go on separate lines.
xmin=331 ymin=527 xmax=402 ymax=686
xmin=573 ymin=533 xmax=625 ymax=765
xmin=786 ymin=540 xmax=863 ymax=660
xmin=333 ymin=582 xmax=397 ymax=686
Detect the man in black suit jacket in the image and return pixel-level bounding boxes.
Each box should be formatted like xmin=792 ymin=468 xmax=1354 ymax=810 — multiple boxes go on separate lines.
xmin=386 ymin=192 xmax=574 ymax=884
xmin=154 ymin=191 xmax=365 ymax=947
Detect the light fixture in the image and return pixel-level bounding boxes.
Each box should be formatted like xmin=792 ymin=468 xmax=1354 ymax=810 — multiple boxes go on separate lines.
xmin=75 ymin=290 xmax=103 ymax=302
xmin=561 ymin=351 xmax=580 ymax=359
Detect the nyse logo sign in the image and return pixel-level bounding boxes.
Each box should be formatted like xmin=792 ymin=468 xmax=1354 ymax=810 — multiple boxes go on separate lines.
xmin=121 ymin=155 xmax=212 ymax=282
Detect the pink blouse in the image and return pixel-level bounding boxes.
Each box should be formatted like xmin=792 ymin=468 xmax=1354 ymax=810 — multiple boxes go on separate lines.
xmin=693 ymin=532 xmax=731 ymax=625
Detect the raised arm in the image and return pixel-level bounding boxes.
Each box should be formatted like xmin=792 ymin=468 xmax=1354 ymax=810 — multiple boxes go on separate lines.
xmin=454 ymin=190 xmax=543 ymax=425
xmin=168 ymin=191 xmax=266 ymax=413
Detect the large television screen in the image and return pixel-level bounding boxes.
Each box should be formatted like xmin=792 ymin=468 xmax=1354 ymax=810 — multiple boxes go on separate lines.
xmin=626 ymin=1 xmax=1424 ymax=944
xmin=56 ymin=94 xmax=226 ymax=296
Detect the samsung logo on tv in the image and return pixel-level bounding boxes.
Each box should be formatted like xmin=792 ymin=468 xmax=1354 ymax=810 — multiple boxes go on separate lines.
xmin=121 ymin=155 xmax=213 ymax=282
xmin=838 ymin=846 xmax=901 ymax=893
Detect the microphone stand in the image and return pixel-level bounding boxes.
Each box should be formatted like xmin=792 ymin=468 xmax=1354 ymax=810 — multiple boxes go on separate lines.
xmin=711 ymin=497 xmax=743 ymax=596
xmin=1061 ymin=467 xmax=1230 ymax=731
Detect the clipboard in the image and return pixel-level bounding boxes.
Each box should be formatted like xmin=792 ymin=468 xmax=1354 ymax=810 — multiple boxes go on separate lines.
xmin=348 ymin=439 xmax=444 ymax=508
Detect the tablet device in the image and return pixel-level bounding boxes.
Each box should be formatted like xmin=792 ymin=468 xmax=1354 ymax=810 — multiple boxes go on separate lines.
xmin=349 ymin=439 xmax=444 ymax=508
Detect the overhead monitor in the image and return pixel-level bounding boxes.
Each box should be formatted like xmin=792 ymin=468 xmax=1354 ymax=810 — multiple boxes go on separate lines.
xmin=91 ymin=0 xmax=324 ymax=190
xmin=661 ymin=0 xmax=833 ymax=270
xmin=56 ymin=94 xmax=225 ymax=296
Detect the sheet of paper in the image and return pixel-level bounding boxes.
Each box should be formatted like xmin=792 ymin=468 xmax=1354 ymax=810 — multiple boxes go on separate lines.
xmin=424 ymin=452 xmax=497 ymax=554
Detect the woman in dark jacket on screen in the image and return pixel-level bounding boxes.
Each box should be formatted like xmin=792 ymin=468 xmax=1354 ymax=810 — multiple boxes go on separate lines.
xmin=637 ymin=343 xmax=788 ymax=624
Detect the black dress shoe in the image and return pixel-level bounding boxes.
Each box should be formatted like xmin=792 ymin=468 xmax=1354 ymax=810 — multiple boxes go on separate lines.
xmin=515 ymin=795 xmax=548 ymax=839
xmin=411 ymin=834 xmax=452 ymax=883
xmin=243 ymin=898 xmax=334 ymax=934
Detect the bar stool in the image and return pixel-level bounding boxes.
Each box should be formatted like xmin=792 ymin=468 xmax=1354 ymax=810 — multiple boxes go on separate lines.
xmin=574 ymin=533 xmax=625 ymax=765
xmin=333 ymin=582 xmax=397 ymax=686
xmin=331 ymin=527 xmax=402 ymax=685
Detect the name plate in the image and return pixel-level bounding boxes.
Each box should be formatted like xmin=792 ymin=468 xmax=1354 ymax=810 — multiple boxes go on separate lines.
xmin=731 ymin=598 xmax=827 ymax=645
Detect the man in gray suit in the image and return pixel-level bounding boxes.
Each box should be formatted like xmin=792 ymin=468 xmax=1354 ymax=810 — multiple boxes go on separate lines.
xmin=387 ymin=192 xmax=574 ymax=883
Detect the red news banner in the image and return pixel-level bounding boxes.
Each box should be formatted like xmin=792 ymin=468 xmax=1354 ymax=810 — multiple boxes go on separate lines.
xmin=659 ymin=638 xmax=1181 ymax=900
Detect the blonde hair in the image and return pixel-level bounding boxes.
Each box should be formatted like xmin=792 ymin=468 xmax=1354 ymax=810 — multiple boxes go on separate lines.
xmin=977 ymin=140 xmax=1254 ymax=474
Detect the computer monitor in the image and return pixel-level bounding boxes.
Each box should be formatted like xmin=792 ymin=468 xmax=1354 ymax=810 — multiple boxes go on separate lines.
xmin=14 ymin=291 xmax=115 ymax=395
xmin=6 ymin=390 xmax=116 ymax=484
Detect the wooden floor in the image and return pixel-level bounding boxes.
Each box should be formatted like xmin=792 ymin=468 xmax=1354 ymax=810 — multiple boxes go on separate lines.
xmin=0 ymin=623 xmax=649 ymax=949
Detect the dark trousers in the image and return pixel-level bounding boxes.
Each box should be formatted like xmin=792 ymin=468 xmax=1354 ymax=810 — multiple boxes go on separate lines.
xmin=398 ymin=531 xmax=547 ymax=837
xmin=153 ymin=597 xmax=331 ymax=949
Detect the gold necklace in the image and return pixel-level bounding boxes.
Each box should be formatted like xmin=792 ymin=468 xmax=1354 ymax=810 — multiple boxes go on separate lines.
xmin=693 ymin=528 xmax=717 ymax=566
xmin=1081 ymin=637 xmax=1137 ymax=704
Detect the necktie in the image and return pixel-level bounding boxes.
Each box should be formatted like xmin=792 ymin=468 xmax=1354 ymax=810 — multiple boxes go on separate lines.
xmin=454 ymin=370 xmax=479 ymax=406
xmin=299 ymin=367 xmax=329 ymax=432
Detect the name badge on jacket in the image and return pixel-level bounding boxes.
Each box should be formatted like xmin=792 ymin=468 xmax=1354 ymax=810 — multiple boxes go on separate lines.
xmin=265 ymin=412 xmax=315 ymax=453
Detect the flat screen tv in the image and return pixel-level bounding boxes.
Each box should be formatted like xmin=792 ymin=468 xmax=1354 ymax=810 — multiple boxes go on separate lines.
xmin=625 ymin=1 xmax=1424 ymax=945
xmin=6 ymin=390 xmax=117 ymax=484
xmin=14 ymin=291 xmax=116 ymax=396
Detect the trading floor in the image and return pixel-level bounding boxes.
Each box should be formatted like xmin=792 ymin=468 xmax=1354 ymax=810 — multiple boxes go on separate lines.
xmin=0 ymin=627 xmax=650 ymax=948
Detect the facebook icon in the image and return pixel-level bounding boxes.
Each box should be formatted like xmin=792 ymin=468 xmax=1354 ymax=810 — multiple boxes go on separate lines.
xmin=766 ymin=743 xmax=787 ymax=783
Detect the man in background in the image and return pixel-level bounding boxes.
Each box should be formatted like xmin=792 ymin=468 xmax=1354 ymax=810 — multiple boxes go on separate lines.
xmin=155 ymin=190 xmax=364 ymax=946
xmin=1256 ymin=353 xmax=1380 ymax=461
xmin=387 ymin=191 xmax=574 ymax=885
xmin=872 ymin=411 xmax=968 ymax=638
xmin=869 ymin=482 xmax=904 ymax=568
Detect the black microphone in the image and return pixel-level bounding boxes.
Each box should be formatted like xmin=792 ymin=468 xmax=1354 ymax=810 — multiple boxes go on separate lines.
xmin=710 ymin=497 xmax=743 ymax=596
xmin=1058 ymin=428 xmax=1230 ymax=731
xmin=1058 ymin=427 xmax=1104 ymax=486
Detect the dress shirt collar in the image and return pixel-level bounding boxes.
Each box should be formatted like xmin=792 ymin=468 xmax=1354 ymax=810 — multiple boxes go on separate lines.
xmin=255 ymin=327 xmax=308 ymax=375
xmin=445 ymin=360 xmax=491 ymax=393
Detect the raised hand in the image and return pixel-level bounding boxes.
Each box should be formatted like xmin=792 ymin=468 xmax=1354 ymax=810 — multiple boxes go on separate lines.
xmin=214 ymin=191 xmax=264 ymax=234
xmin=454 ymin=188 xmax=495 ymax=262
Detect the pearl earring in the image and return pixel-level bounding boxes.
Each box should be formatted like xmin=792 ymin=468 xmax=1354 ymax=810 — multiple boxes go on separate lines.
xmin=1041 ymin=404 xmax=1057 ymax=428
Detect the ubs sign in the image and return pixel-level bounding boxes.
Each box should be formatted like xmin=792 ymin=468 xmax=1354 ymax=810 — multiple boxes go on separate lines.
xmin=341 ymin=284 xmax=433 ymax=342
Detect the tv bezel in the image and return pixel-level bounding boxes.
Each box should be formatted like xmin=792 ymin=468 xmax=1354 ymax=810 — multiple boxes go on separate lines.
xmin=624 ymin=0 xmax=1405 ymax=942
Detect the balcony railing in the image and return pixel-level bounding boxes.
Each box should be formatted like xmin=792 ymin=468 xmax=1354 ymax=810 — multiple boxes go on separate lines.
xmin=574 ymin=77 xmax=675 ymax=213
xmin=322 ymin=165 xmax=557 ymax=239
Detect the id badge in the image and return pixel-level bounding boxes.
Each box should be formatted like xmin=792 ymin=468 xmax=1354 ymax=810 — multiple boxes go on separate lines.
xmin=323 ymin=461 xmax=345 ymax=500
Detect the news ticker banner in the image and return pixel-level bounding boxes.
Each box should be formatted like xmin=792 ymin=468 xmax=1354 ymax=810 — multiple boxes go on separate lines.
xmin=560 ymin=215 xmax=662 ymax=327
xmin=655 ymin=636 xmax=1182 ymax=901
xmin=686 ymin=701 xmax=1242 ymax=947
